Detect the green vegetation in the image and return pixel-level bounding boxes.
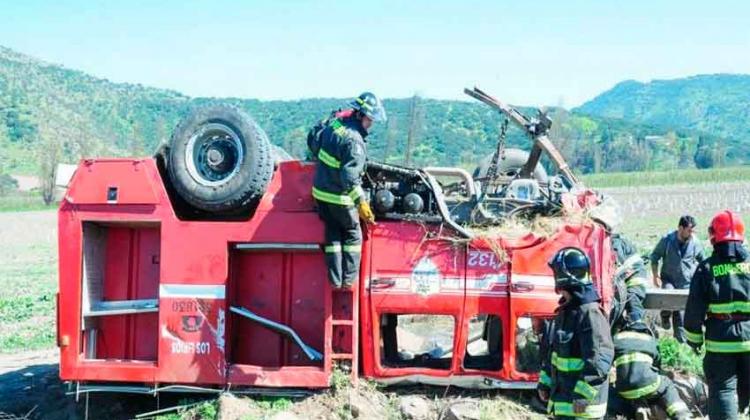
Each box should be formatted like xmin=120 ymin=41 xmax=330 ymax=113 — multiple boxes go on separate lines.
xmin=582 ymin=165 xmax=750 ymax=188
xmin=577 ymin=74 xmax=750 ymax=167
xmin=0 ymin=211 xmax=57 ymax=352
xmin=0 ymin=191 xmax=56 ymax=212
xmin=658 ymin=337 xmax=703 ymax=376
xmin=1 ymin=45 xmax=746 ymax=185
xmin=154 ymin=399 xmax=219 ymax=420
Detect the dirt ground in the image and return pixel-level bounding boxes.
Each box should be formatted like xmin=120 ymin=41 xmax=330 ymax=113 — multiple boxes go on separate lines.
xmin=0 ymin=347 xmax=545 ymax=419
xmin=0 ymin=349 xmax=197 ymax=420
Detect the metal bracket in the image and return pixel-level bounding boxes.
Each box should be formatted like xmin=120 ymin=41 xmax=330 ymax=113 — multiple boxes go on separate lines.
xmin=229 ymin=306 xmax=323 ymax=361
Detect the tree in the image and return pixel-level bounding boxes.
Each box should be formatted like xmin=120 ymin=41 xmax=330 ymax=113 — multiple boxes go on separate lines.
xmin=0 ymin=173 xmax=18 ymax=196
xmin=382 ymin=115 xmax=398 ymax=163
xmin=404 ymin=95 xmax=423 ymax=166
xmin=694 ymin=135 xmax=715 ymax=169
xmin=37 ymin=135 xmax=61 ymax=205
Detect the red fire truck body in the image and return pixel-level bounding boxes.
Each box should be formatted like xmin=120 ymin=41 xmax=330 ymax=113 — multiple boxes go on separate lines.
xmin=57 ymin=157 xmax=614 ymax=392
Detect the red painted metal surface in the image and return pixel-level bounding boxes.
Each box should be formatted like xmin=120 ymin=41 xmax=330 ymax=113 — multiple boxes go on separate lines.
xmin=58 ymin=158 xmax=614 ymax=390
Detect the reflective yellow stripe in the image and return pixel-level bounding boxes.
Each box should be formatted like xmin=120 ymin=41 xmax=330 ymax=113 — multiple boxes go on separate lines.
xmin=317 ymin=149 xmax=341 ymax=169
xmin=312 ymin=187 xmax=354 ymax=206
xmin=619 ymin=376 xmax=661 ymax=399
xmin=666 ymin=401 xmax=688 ymax=416
xmin=614 ymin=352 xmax=654 ymax=367
xmin=348 ymin=185 xmax=365 ymax=201
xmin=552 ymin=352 xmax=584 ymax=372
xmin=356 ymin=97 xmax=373 ymax=111
xmin=614 ymin=331 xmax=652 ymax=341
xmin=574 ymin=380 xmax=598 ymax=401
xmin=331 ymin=119 xmax=348 ymax=136
xmin=342 ymin=244 xmax=361 ymax=253
xmin=539 ymin=370 xmax=552 ymax=387
xmin=705 ymin=339 xmax=750 ymax=353
xmin=685 ymin=329 xmax=704 ymax=345
xmin=324 ymin=244 xmax=341 ymax=253
xmin=709 ymin=301 xmax=750 ymax=314
xmin=626 ymin=276 xmax=647 ymax=287
xmin=549 ymin=401 xmax=607 ymax=418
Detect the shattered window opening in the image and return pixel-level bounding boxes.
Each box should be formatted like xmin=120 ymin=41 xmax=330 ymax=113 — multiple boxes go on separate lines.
xmin=463 ymin=314 xmax=503 ymax=371
xmin=380 ymin=314 xmax=455 ymax=370
xmin=515 ymin=315 xmax=548 ymax=373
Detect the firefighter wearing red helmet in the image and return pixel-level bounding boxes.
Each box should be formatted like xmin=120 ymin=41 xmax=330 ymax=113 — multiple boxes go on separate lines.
xmin=538 ymin=247 xmax=614 ymax=419
xmin=684 ymin=210 xmax=749 ymax=419
xmin=307 ymin=92 xmax=386 ymax=289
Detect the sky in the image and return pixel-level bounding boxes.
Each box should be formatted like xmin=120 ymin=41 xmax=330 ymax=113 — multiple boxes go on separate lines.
xmin=2 ymin=0 xmax=749 ymax=107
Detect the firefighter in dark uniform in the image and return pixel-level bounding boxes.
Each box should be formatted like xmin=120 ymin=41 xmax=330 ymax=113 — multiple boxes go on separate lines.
xmin=610 ymin=320 xmax=691 ymax=419
xmin=684 ymin=210 xmax=750 ymax=420
xmin=612 ymin=233 xmax=648 ymax=323
xmin=538 ymin=247 xmax=614 ymax=419
xmin=308 ymin=92 xmax=386 ymax=289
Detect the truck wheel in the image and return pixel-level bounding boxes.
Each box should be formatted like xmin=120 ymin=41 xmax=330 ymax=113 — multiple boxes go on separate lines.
xmin=473 ymin=148 xmax=548 ymax=183
xmin=168 ymin=105 xmax=273 ymax=213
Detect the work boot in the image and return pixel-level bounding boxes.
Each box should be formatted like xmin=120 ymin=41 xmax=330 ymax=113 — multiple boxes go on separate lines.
xmin=338 ymin=281 xmax=354 ymax=291
xmin=661 ymin=311 xmax=672 ymax=329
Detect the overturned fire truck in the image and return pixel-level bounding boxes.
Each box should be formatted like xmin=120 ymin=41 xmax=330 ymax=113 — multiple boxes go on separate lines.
xmin=56 ymin=88 xmax=684 ymax=395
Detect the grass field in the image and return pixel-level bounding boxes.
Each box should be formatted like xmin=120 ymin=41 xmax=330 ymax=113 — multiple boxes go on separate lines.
xmin=598 ymin=180 xmax=750 ymax=253
xmin=582 ymin=165 xmax=750 ymax=188
xmin=0 ymin=210 xmax=57 ymax=352
xmin=0 ymin=191 xmax=57 ymax=212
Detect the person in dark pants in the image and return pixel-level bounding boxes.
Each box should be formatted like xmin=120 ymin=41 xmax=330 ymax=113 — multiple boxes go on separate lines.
xmin=538 ymin=247 xmax=614 ymax=419
xmin=308 ymin=92 xmax=385 ymax=289
xmin=685 ymin=210 xmax=750 ymax=420
xmin=650 ymin=215 xmax=704 ymax=343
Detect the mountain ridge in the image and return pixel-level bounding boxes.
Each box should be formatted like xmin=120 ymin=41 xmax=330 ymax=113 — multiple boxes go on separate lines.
xmin=0 ymin=45 xmax=745 ymax=177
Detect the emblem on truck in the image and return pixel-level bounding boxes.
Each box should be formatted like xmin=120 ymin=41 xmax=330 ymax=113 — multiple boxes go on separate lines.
xmin=411 ymin=258 xmax=441 ymax=296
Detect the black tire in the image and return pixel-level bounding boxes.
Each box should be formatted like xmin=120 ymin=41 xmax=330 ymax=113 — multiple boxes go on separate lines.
xmin=473 ymin=148 xmax=548 ymax=183
xmin=168 ymin=105 xmax=273 ymax=213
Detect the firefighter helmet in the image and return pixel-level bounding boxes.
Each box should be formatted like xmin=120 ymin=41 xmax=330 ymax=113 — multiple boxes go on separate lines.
xmin=351 ymin=92 xmax=387 ymax=123
xmin=708 ymin=210 xmax=745 ymax=244
xmin=548 ymin=247 xmax=592 ymax=289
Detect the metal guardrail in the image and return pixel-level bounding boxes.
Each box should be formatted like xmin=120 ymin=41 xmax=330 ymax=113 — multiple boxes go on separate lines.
xmin=643 ymin=289 xmax=689 ymax=311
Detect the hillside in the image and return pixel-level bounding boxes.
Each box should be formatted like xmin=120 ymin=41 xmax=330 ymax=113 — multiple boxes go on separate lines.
xmin=0 ymin=46 xmax=741 ymax=179
xmin=576 ymin=74 xmax=750 ymax=166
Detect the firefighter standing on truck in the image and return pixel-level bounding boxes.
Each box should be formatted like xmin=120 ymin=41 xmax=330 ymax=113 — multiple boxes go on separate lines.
xmin=684 ymin=210 xmax=750 ymax=420
xmin=307 ymin=92 xmax=386 ymax=289
xmin=538 ymin=247 xmax=614 ymax=419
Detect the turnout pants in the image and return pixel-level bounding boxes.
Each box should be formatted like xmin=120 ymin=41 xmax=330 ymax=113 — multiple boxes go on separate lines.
xmin=660 ymin=283 xmax=686 ymax=343
xmin=704 ymin=352 xmax=750 ymax=420
xmin=316 ymin=201 xmax=362 ymax=289
xmin=625 ymin=284 xmax=646 ymax=322
xmin=609 ymin=376 xmax=690 ymax=419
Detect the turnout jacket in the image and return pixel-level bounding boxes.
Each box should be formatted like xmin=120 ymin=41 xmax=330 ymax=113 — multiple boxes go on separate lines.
xmin=612 ymin=326 xmax=661 ymax=399
xmin=684 ymin=243 xmax=750 ymax=353
xmin=539 ymin=289 xmax=615 ymax=418
xmin=310 ymin=112 xmax=368 ymax=207
xmin=612 ymin=234 xmax=648 ymax=321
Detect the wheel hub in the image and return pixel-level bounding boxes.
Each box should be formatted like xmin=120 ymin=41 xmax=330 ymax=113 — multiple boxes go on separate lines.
xmin=184 ymin=123 xmax=245 ymax=187
xmin=207 ymin=148 xmax=225 ymax=168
